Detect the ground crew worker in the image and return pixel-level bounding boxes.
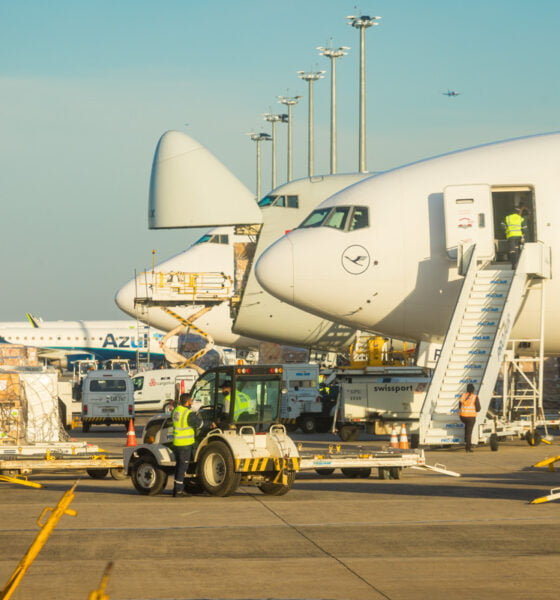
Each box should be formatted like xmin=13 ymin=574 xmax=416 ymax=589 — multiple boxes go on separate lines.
xmin=502 ymin=206 xmax=527 ymax=269
xmin=220 ymin=380 xmax=252 ymax=421
xmin=459 ymin=383 xmax=481 ymax=453
xmin=171 ymin=393 xmax=202 ymax=497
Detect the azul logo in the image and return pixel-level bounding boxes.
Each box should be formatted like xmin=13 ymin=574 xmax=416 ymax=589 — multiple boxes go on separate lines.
xmin=102 ymin=334 xmax=146 ymax=349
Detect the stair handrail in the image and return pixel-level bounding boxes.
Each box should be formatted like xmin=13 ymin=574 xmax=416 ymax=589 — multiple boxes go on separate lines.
xmin=418 ymin=243 xmax=480 ymax=441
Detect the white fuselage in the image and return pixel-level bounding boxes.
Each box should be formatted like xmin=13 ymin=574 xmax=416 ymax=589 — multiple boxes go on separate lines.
xmin=0 ymin=320 xmax=166 ymax=361
xmin=256 ymin=132 xmax=560 ymax=354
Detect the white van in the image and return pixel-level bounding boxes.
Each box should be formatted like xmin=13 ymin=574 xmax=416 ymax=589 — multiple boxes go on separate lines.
xmin=81 ymin=370 xmax=134 ymax=433
xmin=131 ymin=368 xmax=199 ymax=412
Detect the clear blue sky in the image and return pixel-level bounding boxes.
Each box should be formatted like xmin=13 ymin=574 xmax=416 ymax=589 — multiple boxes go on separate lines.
xmin=1 ymin=0 xmax=559 ymax=321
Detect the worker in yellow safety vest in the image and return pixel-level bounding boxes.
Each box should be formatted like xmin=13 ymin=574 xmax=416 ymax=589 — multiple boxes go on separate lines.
xmin=172 ymin=393 xmax=202 ymax=497
xmin=220 ymin=380 xmax=252 ymax=421
xmin=459 ymin=383 xmax=481 ymax=453
xmin=502 ymin=206 xmax=527 ymax=270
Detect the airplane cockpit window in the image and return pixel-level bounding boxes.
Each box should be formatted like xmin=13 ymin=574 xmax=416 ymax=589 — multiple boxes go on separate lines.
xmin=258 ymin=195 xmax=275 ymax=207
xmin=300 ymin=207 xmax=331 ymax=228
xmin=324 ymin=207 xmax=350 ymax=230
xmin=259 ymin=194 xmax=299 ymax=208
xmin=349 ymin=206 xmax=369 ymax=230
xmin=194 ymin=234 xmax=212 ymax=245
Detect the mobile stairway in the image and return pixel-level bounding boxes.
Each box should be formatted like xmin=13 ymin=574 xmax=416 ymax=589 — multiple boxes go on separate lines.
xmin=419 ymin=242 xmax=551 ymax=448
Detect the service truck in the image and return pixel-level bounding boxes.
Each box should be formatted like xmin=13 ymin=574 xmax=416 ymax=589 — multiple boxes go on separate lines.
xmin=131 ymin=368 xmax=199 ymax=412
xmin=325 ymin=366 xmax=430 ymax=444
xmin=81 ymin=370 xmax=134 ymax=433
xmin=279 ymin=363 xmax=333 ymax=434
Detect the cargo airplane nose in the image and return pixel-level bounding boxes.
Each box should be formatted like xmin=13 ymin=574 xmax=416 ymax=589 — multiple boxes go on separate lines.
xmin=255 ymin=235 xmax=295 ymax=305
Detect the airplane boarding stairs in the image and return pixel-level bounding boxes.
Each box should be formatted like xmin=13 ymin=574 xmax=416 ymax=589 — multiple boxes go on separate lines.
xmin=419 ymin=243 xmax=550 ymax=447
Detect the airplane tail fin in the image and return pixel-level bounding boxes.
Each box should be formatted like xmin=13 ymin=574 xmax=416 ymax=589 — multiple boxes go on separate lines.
xmin=25 ymin=313 xmax=41 ymax=328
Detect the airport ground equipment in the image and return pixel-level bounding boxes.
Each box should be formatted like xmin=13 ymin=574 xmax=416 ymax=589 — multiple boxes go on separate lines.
xmin=124 ymin=366 xmax=460 ymax=496
xmin=419 ymin=243 xmax=552 ymax=448
xmin=81 ymin=370 xmax=134 ymax=433
xmin=124 ymin=365 xmax=301 ymax=496
xmin=279 ymin=363 xmax=331 ymax=433
xmin=0 ymin=483 xmax=78 ymax=600
xmin=324 ymin=366 xmax=430 ymax=443
xmin=0 ymin=442 xmax=125 ymax=479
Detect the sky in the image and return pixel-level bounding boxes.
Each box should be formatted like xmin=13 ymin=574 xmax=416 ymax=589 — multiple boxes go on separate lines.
xmin=1 ymin=0 xmax=559 ymax=321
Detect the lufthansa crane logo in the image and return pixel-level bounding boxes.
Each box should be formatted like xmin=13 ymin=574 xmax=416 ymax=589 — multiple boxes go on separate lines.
xmin=341 ymin=245 xmax=370 ymax=275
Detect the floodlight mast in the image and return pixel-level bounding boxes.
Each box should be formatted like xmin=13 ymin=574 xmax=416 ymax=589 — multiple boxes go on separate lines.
xmin=277 ymin=95 xmax=301 ymax=182
xmin=297 ymin=70 xmax=325 ymax=177
xmin=317 ymin=45 xmax=349 ymax=174
xmin=247 ymin=132 xmax=271 ymax=200
xmin=346 ymin=14 xmax=381 ymax=173
xmin=263 ymin=113 xmax=288 ymax=189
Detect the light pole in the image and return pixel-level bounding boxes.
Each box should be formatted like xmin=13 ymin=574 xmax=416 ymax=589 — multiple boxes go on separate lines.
xmin=247 ymin=132 xmax=271 ymax=200
xmin=317 ymin=45 xmax=349 ymax=174
xmin=277 ymin=95 xmax=301 ymax=182
xmin=297 ymin=70 xmax=325 ymax=177
xmin=263 ymin=113 xmax=288 ymax=189
xmin=346 ymin=14 xmax=381 ymax=173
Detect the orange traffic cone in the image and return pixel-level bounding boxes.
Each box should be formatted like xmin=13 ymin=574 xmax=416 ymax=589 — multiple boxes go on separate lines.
xmin=390 ymin=425 xmax=399 ymax=448
xmin=126 ymin=419 xmax=137 ymax=447
xmin=398 ymin=423 xmax=409 ymax=450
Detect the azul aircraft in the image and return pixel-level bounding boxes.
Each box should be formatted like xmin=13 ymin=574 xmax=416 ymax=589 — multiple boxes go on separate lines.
xmin=0 ymin=317 xmax=166 ymax=366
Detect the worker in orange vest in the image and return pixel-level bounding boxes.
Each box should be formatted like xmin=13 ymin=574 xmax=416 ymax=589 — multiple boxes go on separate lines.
xmin=459 ymin=383 xmax=481 ymax=452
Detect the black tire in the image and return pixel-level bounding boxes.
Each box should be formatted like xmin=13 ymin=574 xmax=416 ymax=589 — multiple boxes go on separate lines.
xmin=82 ymin=422 xmax=90 ymax=434
xmin=110 ymin=467 xmax=128 ymax=480
xmin=184 ymin=477 xmax=205 ymax=495
xmin=300 ymin=416 xmax=316 ymax=434
xmin=258 ymin=471 xmax=296 ymax=496
xmin=130 ymin=455 xmax=168 ymax=496
xmin=284 ymin=422 xmax=299 ymax=433
xmin=525 ymin=430 xmax=541 ymax=446
xmin=389 ymin=467 xmax=401 ymax=480
xmin=87 ymin=468 xmax=109 ymax=479
xmin=315 ymin=419 xmax=332 ymax=434
xmin=378 ymin=467 xmax=391 ymax=480
xmin=339 ymin=425 xmax=359 ymax=442
xmin=315 ymin=468 xmax=336 ymax=476
xmin=534 ymin=430 xmax=542 ymax=446
xmin=489 ymin=433 xmax=499 ymax=452
xmin=198 ymin=443 xmax=241 ymax=497
xmin=341 ymin=467 xmax=371 ymax=478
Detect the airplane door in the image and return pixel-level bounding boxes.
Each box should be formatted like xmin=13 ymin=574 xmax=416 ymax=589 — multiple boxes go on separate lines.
xmin=443 ymin=184 xmax=494 ymax=260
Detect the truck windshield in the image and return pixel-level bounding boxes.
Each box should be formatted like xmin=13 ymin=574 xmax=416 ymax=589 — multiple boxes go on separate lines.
xmin=235 ymin=377 xmax=280 ymax=424
xmin=90 ymin=379 xmax=127 ymax=392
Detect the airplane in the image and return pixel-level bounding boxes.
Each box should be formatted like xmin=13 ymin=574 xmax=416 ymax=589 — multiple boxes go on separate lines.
xmin=254 ymin=131 xmax=560 ymax=352
xmin=116 ymin=130 xmax=370 ymax=353
xmin=0 ymin=318 xmax=167 ymax=367
xmin=442 ymin=90 xmax=460 ymax=97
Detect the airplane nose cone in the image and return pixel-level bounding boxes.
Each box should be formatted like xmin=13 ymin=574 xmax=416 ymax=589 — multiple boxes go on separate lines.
xmin=114 ymin=279 xmax=137 ymax=318
xmin=255 ymin=236 xmax=294 ymax=304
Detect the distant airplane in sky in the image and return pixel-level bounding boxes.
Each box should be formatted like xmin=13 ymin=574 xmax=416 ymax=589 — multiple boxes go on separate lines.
xmin=442 ymin=90 xmax=460 ymax=97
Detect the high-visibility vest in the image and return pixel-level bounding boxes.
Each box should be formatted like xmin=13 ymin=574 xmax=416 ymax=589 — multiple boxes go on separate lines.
xmin=172 ymin=405 xmax=195 ymax=446
xmin=459 ymin=393 xmax=478 ymax=418
xmin=224 ymin=391 xmax=252 ymax=420
xmin=504 ymin=213 xmax=524 ymax=239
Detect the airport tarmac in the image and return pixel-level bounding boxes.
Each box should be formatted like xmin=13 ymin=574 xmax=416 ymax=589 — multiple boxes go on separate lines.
xmin=1 ymin=420 xmax=560 ymax=600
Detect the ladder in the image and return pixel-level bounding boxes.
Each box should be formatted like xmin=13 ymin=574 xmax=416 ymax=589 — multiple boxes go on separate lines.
xmin=419 ymin=243 xmax=550 ymax=446
xmin=135 ymin=320 xmax=151 ymax=370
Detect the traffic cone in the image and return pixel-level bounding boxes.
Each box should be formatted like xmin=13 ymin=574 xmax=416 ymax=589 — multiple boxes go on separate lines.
xmin=398 ymin=423 xmax=409 ymax=450
xmin=390 ymin=425 xmax=399 ymax=449
xmin=126 ymin=419 xmax=137 ymax=447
